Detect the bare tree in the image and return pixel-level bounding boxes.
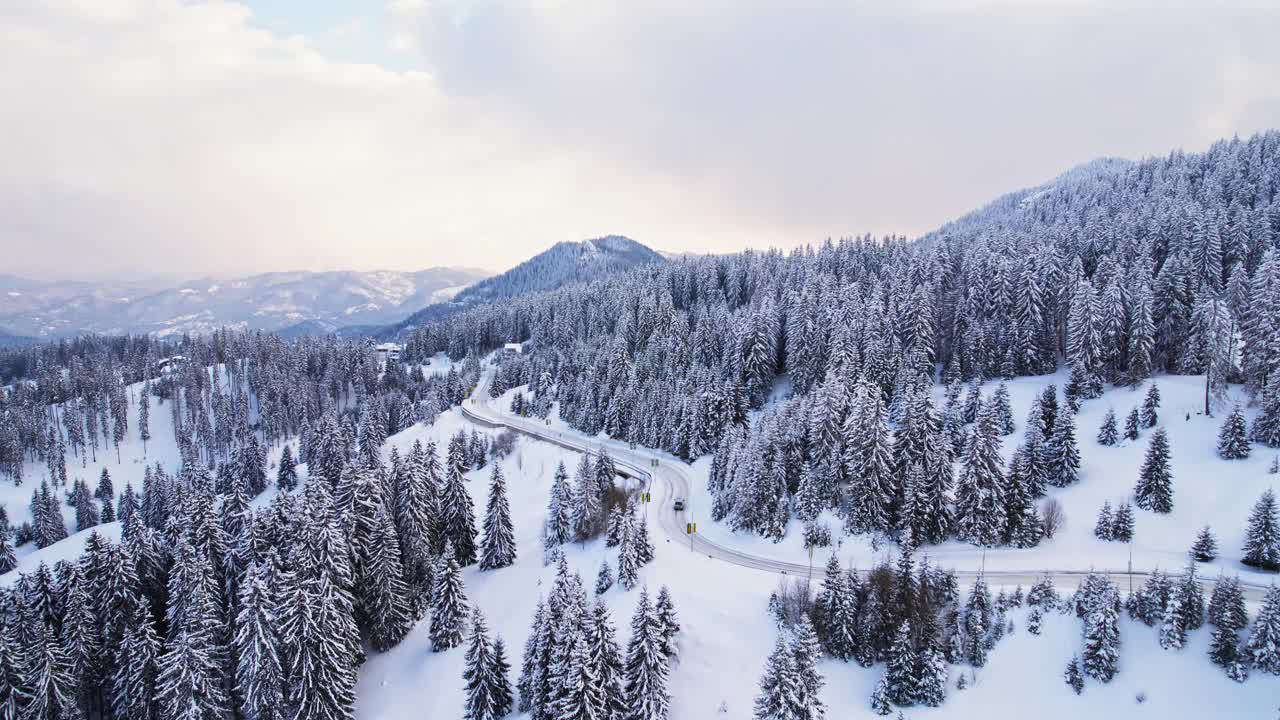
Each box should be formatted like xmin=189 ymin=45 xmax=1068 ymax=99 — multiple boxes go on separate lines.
xmin=1041 ymin=498 xmax=1066 ymax=539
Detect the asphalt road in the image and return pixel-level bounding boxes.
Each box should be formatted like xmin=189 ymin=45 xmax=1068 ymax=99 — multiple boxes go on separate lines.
xmin=461 ymin=376 xmax=1274 ymax=602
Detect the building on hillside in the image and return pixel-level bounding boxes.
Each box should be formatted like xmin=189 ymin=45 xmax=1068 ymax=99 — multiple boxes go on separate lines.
xmin=375 ymin=343 xmax=403 ymax=367
xmin=502 ymin=342 xmax=524 ymax=354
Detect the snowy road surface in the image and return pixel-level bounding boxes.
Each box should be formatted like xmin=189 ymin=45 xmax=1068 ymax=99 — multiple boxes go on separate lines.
xmin=461 ymin=374 xmax=1273 ymax=602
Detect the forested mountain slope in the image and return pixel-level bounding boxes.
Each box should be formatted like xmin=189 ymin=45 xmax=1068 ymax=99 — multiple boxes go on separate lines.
xmin=382 ymin=235 xmax=664 ymax=337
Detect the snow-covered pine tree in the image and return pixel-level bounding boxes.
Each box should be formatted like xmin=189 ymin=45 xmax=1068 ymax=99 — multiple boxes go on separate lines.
xmin=596 ymin=560 xmax=615 ymax=595
xmin=790 ymin=615 xmax=827 ymax=720
xmin=869 ymin=674 xmax=892 ymax=715
xmin=654 ymin=585 xmax=681 ymax=662
xmin=753 ymin=633 xmax=798 ymax=720
xmin=954 ymin=403 xmax=1007 ymax=547
xmin=463 ymin=607 xmax=501 ymax=720
xmin=618 ymin=513 xmax=640 ymax=591
xmin=234 ymin=561 xmax=285 ymax=720
xmin=397 ymin=440 xmax=440 ymax=615
xmin=113 ymin=618 xmax=161 ymax=720
xmin=1217 ymin=405 xmax=1251 ymax=459
xmin=277 ymin=445 xmax=298 ymax=491
xmin=1094 ymin=502 xmax=1114 ymax=541
xmin=516 ymin=598 xmax=546 ymax=714
xmin=480 ymin=464 xmax=516 ymax=570
xmin=1191 ymin=526 xmax=1218 ymax=562
xmin=544 ymin=461 xmax=574 ymax=553
xmin=991 ymin=383 xmax=1015 ymax=435
xmin=1141 ymin=384 xmax=1161 ymax=428
xmin=1046 ymin=409 xmax=1081 ymax=487
xmin=1124 ymin=406 xmax=1141 ymax=441
xmin=1134 ymin=428 xmax=1174 ymax=513
xmin=1067 ymin=280 xmax=1104 ymax=401
xmin=845 ymin=384 xmax=898 ymax=535
xmin=606 ymin=504 xmax=626 ymax=547
xmin=634 ymin=513 xmax=656 ymax=565
xmin=1081 ymin=580 xmax=1120 ymax=683
xmin=1242 ymin=488 xmax=1280 ymax=571
xmin=1097 ymin=408 xmax=1119 ymax=446
xmin=574 ymin=453 xmax=601 ymax=541
xmin=1159 ymin=594 xmax=1188 ymax=650
xmin=442 ymin=440 xmax=480 ymax=566
xmin=584 ymin=598 xmax=626 ymax=720
xmin=1064 ymin=655 xmax=1084 ymax=694
xmin=491 ymin=636 xmax=514 ymax=717
xmin=885 ymin=621 xmax=916 ymax=706
xmin=1247 ymin=585 xmax=1280 ymax=675
xmin=430 ymin=543 xmax=469 ymax=652
xmin=1111 ymin=502 xmax=1134 ymax=542
xmin=623 ymin=588 xmax=670 ymax=720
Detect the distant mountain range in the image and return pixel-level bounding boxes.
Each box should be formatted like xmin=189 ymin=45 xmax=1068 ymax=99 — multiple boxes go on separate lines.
xmin=377 ymin=235 xmax=665 ymax=338
xmin=0 ymin=236 xmax=665 ymax=342
xmin=0 ymin=268 xmax=489 ymax=339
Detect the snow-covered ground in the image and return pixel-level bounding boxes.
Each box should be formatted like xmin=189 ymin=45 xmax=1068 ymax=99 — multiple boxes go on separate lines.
xmin=495 ymin=371 xmax=1280 ymax=589
xmin=6 ymin=366 xmax=1280 ymax=718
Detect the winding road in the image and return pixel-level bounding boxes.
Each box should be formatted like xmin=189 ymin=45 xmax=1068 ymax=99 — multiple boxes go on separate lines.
xmin=461 ymin=376 xmax=1275 ymax=602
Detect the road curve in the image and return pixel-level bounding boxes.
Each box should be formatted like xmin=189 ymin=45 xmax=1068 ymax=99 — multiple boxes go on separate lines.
xmin=460 ymin=380 xmax=1274 ymax=602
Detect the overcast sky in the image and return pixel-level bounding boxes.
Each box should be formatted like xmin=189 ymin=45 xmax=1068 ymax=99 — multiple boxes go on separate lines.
xmin=2 ymin=1 xmax=1279 ymax=279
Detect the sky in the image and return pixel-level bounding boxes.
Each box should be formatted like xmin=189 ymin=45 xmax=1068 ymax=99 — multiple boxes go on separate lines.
xmin=2 ymin=1 xmax=1279 ymax=279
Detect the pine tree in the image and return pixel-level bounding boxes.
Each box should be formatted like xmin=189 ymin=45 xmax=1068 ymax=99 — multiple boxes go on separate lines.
xmin=869 ymin=675 xmax=892 ymax=716
xmin=277 ymin=445 xmax=298 ymax=491
xmin=1159 ymin=594 xmax=1188 ymax=650
xmin=1191 ymin=526 xmax=1218 ymax=562
xmin=442 ymin=438 xmax=479 ymax=566
xmin=634 ymin=513 xmax=655 ymax=566
xmin=480 ymin=464 xmax=516 ymax=570
xmin=846 ymin=387 xmax=898 ymax=535
xmin=234 ymin=562 xmax=284 ymax=720
xmin=1081 ymin=580 xmax=1120 ymax=683
xmin=431 ymin=543 xmax=469 ymax=652
xmin=544 ymin=462 xmax=574 ymax=551
xmin=790 ymin=616 xmax=827 ymax=720
xmin=574 ymin=453 xmax=602 ymax=541
xmin=954 ymin=403 xmax=1006 ymax=547
xmin=991 ymin=383 xmax=1015 ymax=435
xmin=1096 ymin=408 xmax=1118 ymax=446
xmin=606 ymin=505 xmax=626 ymax=548
xmin=491 ymin=636 xmax=514 ymax=717
xmin=1110 ymin=501 xmax=1134 ymax=542
xmin=623 ymin=588 xmax=670 ymax=720
xmin=596 ymin=560 xmax=615 ymax=595
xmin=885 ymin=621 xmax=916 ymax=706
xmin=463 ymin=607 xmax=501 ymax=720
xmin=516 ymin=598 xmax=546 ymax=715
xmin=1093 ymin=502 xmax=1114 ymax=541
xmin=753 ymin=633 xmax=798 ymax=720
xmin=618 ymin=514 xmax=640 ymax=591
xmin=1124 ymin=406 xmax=1141 ymax=441
xmin=364 ymin=508 xmax=414 ymax=651
xmin=1218 ymin=405 xmax=1252 ymax=459
xmin=1141 ymin=384 xmax=1161 ymax=428
xmin=1134 ymin=428 xmax=1174 ymax=513
xmin=0 ymin=518 xmax=15 ymax=575
xmin=397 ymin=440 xmax=440 ymax=615
xmin=24 ymin=624 xmax=79 ymax=720
xmin=584 ymin=599 xmax=625 ymax=720
xmin=1046 ymin=409 xmax=1081 ymax=487
xmin=1247 ymin=585 xmax=1280 ymax=675
xmin=654 ymin=586 xmax=681 ymax=662
xmin=1027 ymin=607 xmax=1043 ymax=635
xmin=1243 ymin=488 xmax=1280 ymax=571
xmin=113 ymin=619 xmax=160 ymax=720
xmin=1064 ymin=655 xmax=1084 ymax=694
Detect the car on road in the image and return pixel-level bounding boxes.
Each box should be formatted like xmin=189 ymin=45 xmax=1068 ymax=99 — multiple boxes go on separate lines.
xmin=673 ymin=498 xmax=685 ymax=511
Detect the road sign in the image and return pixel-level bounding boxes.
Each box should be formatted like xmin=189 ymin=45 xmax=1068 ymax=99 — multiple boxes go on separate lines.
xmin=686 ymin=522 xmax=697 ymax=534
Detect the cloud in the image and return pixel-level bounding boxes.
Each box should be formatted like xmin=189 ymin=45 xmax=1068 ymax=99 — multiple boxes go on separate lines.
xmin=2 ymin=0 xmax=1279 ymax=278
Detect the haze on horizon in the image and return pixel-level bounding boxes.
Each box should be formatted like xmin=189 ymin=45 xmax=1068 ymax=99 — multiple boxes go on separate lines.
xmin=2 ymin=0 xmax=1279 ymax=280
